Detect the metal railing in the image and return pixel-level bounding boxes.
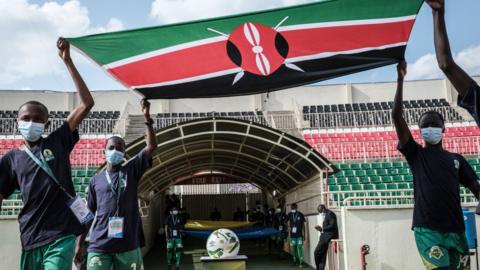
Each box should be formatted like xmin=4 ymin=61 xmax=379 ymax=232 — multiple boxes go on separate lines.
xmin=303 ymin=106 xmax=464 ymax=129
xmin=0 ymin=118 xmax=123 ymax=135
xmin=325 ymin=189 xmax=477 ymax=208
xmin=313 ymin=136 xmax=480 ymax=162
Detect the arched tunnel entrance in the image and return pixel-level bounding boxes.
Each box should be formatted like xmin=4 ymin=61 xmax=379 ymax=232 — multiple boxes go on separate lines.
xmin=111 ymin=118 xmax=338 ymax=268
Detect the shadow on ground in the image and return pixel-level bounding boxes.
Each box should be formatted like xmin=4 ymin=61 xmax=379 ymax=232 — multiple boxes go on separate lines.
xmin=144 ymin=237 xmax=315 ymax=270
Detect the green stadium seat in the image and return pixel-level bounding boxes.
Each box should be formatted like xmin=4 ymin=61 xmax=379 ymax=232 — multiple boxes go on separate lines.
xmin=477 ymin=173 xmax=480 ymax=179
xmin=375 ymin=184 xmax=387 ymax=190
xmin=344 ymin=170 xmax=354 ymax=177
xmin=376 ymin=169 xmax=388 ymax=176
xmin=352 ymin=184 xmax=363 ymax=191
xmin=468 ymin=159 xmax=479 ymax=166
xmin=364 ymin=184 xmax=375 ymax=190
xmin=370 ymin=176 xmax=381 ymax=183
xmin=348 ymin=177 xmax=359 ymax=184
xmin=392 ymin=175 xmax=403 ymax=182
xmin=337 ymin=178 xmax=348 ymax=185
xmin=359 ymin=177 xmax=370 ymax=184
xmin=381 ymin=176 xmax=393 ymax=183
xmin=329 ymin=185 xmax=340 ymax=192
xmin=350 ymin=163 xmax=361 ymax=170
xmin=340 ymin=185 xmax=352 ymax=191
xmin=397 ymin=183 xmax=410 ymax=189
xmin=73 ymin=178 xmax=82 ymax=184
xmin=398 ymin=168 xmax=410 ymax=175
xmin=76 ymin=170 xmax=87 ymax=177
xmin=404 ymin=175 xmax=413 ymax=182
xmin=386 ymin=183 xmax=398 ymax=190
xmin=366 ymin=169 xmax=376 ymax=176
xmin=355 ymin=170 xmax=366 ymax=177
xmin=392 ymin=162 xmax=403 ymax=168
xmin=338 ymin=164 xmax=349 ymax=170
xmin=87 ymin=170 xmax=96 ymax=177
xmin=408 ymin=183 xmax=414 ymax=189
xmin=328 ymin=178 xmax=336 ymax=185
xmin=381 ymin=162 xmax=392 ymax=169
xmin=360 ymin=163 xmax=371 ymax=169
xmin=387 ymin=169 xmax=398 ymax=175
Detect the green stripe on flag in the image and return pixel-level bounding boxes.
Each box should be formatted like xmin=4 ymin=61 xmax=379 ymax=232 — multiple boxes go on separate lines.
xmin=68 ymin=0 xmax=423 ymax=65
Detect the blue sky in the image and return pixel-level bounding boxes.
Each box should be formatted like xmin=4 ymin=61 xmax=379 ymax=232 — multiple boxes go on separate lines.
xmin=1 ymin=0 xmax=479 ymax=91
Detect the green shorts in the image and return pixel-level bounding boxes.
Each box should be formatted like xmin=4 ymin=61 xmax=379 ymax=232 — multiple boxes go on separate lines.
xmin=167 ymin=238 xmax=183 ymax=250
xmin=414 ymin=227 xmax=470 ymax=270
xmin=289 ymin=237 xmax=303 ymax=246
xmin=20 ymin=234 xmax=76 ymax=270
xmin=87 ymin=248 xmax=144 ymax=270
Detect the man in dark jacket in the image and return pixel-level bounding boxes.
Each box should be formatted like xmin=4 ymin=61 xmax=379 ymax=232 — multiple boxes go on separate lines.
xmin=314 ymin=204 xmax=338 ymax=270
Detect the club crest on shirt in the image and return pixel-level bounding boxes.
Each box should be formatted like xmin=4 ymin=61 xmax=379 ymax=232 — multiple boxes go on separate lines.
xmin=429 ymin=246 xmax=444 ymax=260
xmin=43 ymin=149 xmax=55 ymax=161
xmin=454 ymin=159 xmax=460 ymax=170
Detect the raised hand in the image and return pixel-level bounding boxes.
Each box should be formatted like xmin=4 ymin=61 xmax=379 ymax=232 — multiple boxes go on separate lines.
xmin=57 ymin=37 xmax=72 ymax=63
xmin=141 ymin=98 xmax=151 ymax=118
xmin=397 ymin=60 xmax=407 ymax=81
xmin=425 ymin=0 xmax=444 ymax=11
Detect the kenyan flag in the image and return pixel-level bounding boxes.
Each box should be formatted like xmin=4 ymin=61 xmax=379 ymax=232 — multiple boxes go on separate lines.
xmin=68 ymin=0 xmax=423 ymax=99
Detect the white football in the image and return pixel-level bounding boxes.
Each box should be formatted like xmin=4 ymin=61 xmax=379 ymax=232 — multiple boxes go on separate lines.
xmin=206 ymin=228 xmax=240 ymax=259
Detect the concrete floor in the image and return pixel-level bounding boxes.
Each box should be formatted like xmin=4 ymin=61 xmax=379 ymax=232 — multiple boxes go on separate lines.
xmin=144 ymin=237 xmax=315 ymax=270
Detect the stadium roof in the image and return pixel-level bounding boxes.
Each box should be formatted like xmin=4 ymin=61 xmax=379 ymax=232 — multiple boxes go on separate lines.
xmin=118 ymin=118 xmax=338 ymax=195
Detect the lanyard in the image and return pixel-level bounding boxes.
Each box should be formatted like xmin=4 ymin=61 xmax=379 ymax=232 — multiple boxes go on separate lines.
xmin=171 ymin=215 xmax=179 ymax=227
xmin=105 ymin=170 xmax=125 ymax=216
xmin=292 ymin=212 xmax=299 ymax=225
xmin=23 ymin=143 xmax=73 ymax=200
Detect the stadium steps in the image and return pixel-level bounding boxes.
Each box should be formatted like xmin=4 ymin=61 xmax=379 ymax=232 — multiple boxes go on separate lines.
xmin=124 ymin=115 xmax=147 ymax=144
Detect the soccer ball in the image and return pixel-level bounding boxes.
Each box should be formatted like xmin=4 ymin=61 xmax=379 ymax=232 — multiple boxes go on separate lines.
xmin=206 ymin=228 xmax=240 ymax=259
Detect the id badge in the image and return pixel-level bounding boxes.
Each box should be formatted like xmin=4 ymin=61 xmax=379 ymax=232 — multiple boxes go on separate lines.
xmin=67 ymin=196 xmax=93 ymax=225
xmin=292 ymin=226 xmax=297 ymax=234
xmin=108 ymin=217 xmax=124 ymax=238
xmin=172 ymin=229 xmax=178 ymax=237
xmin=279 ymin=225 xmax=283 ymax=231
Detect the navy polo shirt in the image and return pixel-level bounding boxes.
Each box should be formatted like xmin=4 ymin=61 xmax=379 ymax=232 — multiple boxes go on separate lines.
xmin=87 ymin=150 xmax=152 ymax=253
xmin=0 ymin=122 xmax=84 ymax=251
xmin=273 ymin=212 xmax=287 ymax=231
xmin=398 ymin=136 xmax=478 ymax=233
xmin=165 ymin=214 xmax=183 ymax=239
xmin=287 ymin=211 xmax=305 ymax=238
xmin=458 ymin=81 xmax=480 ymax=126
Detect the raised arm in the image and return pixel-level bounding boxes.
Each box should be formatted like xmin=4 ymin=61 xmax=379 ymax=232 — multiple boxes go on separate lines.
xmin=141 ymin=99 xmax=157 ymax=158
xmin=392 ymin=60 xmax=412 ymax=145
xmin=426 ymin=0 xmax=474 ymax=96
xmin=57 ymin=37 xmax=95 ymax=132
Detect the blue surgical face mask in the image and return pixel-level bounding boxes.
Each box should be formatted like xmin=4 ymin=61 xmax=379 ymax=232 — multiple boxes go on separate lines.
xmin=291 ymin=209 xmax=297 ymax=213
xmin=421 ymin=127 xmax=443 ymax=145
xmin=18 ymin=120 xmax=45 ymax=142
xmin=172 ymin=210 xmax=178 ymax=215
xmin=105 ymin=149 xmax=125 ymax=165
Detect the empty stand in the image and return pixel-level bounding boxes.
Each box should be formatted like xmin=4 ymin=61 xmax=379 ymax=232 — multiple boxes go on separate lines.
xmin=304 ymin=126 xmax=480 ymax=161
xmin=0 ymin=111 xmax=121 ymax=134
xmin=303 ymin=99 xmax=463 ymax=128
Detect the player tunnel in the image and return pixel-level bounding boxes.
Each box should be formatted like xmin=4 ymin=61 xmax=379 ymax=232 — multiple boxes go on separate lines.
xmin=111 ymin=118 xmax=338 ymax=264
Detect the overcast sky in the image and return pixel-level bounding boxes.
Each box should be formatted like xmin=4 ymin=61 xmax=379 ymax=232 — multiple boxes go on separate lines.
xmin=1 ymin=0 xmax=479 ymax=91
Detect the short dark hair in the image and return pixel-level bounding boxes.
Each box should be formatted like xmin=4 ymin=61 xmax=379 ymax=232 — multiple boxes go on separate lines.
xmin=105 ymin=136 xmax=126 ymax=149
xmin=18 ymin=101 xmax=49 ymax=116
xmin=291 ymin=203 xmax=298 ymax=208
xmin=419 ymin=110 xmax=445 ymax=126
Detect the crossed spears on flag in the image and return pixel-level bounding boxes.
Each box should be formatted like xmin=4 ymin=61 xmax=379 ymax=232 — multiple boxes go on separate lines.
xmin=207 ymin=16 xmax=305 ymax=85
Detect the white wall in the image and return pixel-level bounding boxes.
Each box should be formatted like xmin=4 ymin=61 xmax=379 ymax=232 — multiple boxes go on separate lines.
xmin=341 ymin=207 xmax=480 ymax=270
xmin=0 ymin=218 xmax=21 ymax=269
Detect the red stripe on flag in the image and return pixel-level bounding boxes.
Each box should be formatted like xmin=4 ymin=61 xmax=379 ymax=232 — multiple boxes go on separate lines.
xmin=109 ymin=41 xmax=237 ymax=87
xmin=283 ymin=20 xmax=415 ymax=59
xmin=109 ymin=20 xmax=414 ymax=87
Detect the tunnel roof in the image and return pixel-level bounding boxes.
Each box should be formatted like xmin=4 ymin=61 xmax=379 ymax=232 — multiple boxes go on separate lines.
xmin=120 ymin=118 xmax=338 ymax=195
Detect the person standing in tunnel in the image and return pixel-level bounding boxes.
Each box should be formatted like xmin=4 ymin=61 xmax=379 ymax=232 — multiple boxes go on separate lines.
xmin=272 ymin=206 xmax=288 ymax=257
xmin=233 ymin=207 xmax=245 ymax=221
xmin=287 ymin=203 xmax=307 ymax=268
xmin=165 ymin=206 xmax=184 ymax=270
xmin=75 ymin=99 xmax=157 ymax=270
xmin=313 ymin=204 xmax=338 ymax=270
xmin=210 ymin=207 xmax=222 ymax=221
